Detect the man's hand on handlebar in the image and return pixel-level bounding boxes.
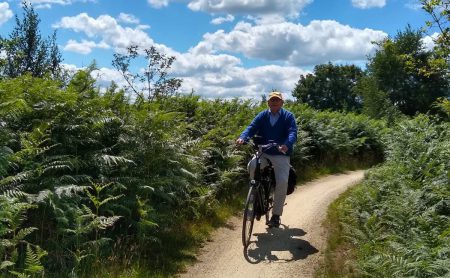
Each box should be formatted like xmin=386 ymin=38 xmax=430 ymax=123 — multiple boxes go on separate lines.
xmin=235 ymin=138 xmax=245 ymax=145
xmin=278 ymin=144 xmax=288 ymax=154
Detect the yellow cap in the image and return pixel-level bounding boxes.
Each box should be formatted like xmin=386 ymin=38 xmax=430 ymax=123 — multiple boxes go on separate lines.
xmin=268 ymin=91 xmax=283 ymax=100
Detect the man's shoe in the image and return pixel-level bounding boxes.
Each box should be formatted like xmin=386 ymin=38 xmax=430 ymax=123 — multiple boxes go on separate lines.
xmin=255 ymin=213 xmax=261 ymax=221
xmin=266 ymin=214 xmax=280 ymax=228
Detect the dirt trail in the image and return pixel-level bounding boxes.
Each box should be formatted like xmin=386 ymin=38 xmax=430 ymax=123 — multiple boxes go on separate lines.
xmin=178 ymin=170 xmax=365 ymax=278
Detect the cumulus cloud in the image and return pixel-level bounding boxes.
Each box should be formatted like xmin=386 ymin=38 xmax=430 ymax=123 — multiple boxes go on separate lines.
xmin=188 ymin=0 xmax=312 ymax=18
xmin=117 ymin=12 xmax=140 ymax=24
xmin=54 ymin=11 xmax=386 ymax=99
xmin=421 ymin=32 xmax=439 ymax=51
xmin=405 ymin=0 xmax=422 ymax=10
xmin=180 ymin=64 xmax=307 ymax=99
xmin=173 ymin=52 xmax=241 ymax=75
xmin=0 ymin=2 xmax=13 ymax=26
xmin=352 ymin=0 xmax=386 ymax=9
xmin=192 ymin=20 xmax=387 ymax=66
xmin=92 ymin=67 xmax=129 ymax=92
xmin=148 ymin=0 xmax=169 ymax=8
xmin=23 ymin=0 xmax=97 ymax=9
xmin=55 ymin=13 xmax=307 ymax=99
xmin=53 ymin=13 xmax=166 ymax=54
xmin=211 ymin=14 xmax=234 ymax=25
xmin=63 ymin=39 xmax=110 ymax=54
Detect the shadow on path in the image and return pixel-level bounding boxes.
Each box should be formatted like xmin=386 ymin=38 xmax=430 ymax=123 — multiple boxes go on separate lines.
xmin=243 ymin=225 xmax=318 ymax=264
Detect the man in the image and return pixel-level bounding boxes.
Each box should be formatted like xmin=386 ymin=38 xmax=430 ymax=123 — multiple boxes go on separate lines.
xmin=236 ymin=91 xmax=297 ymax=228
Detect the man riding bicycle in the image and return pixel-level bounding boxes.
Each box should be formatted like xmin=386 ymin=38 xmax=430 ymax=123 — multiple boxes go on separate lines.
xmin=236 ymin=91 xmax=297 ymax=228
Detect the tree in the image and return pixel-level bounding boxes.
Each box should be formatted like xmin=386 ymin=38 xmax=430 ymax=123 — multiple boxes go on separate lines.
xmin=353 ymin=76 xmax=402 ymax=122
xmin=421 ymin=0 xmax=449 ymax=89
xmin=0 ymin=2 xmax=62 ymax=79
xmin=421 ymin=0 xmax=449 ymax=56
xmin=112 ymin=45 xmax=182 ymax=102
xmin=292 ymin=63 xmax=364 ymax=112
xmin=367 ymin=25 xmax=449 ymax=115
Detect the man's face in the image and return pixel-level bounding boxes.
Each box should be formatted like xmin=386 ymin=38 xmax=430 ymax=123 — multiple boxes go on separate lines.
xmin=268 ymin=97 xmax=283 ymax=113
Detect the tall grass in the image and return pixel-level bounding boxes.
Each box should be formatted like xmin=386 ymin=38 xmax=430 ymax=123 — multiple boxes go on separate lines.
xmin=322 ymin=115 xmax=449 ymax=277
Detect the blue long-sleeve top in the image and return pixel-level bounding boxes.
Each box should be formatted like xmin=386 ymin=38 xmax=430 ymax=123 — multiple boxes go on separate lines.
xmin=239 ymin=108 xmax=297 ymax=155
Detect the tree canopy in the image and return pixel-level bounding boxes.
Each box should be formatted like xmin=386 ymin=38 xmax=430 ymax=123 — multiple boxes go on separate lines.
xmin=0 ymin=2 xmax=62 ymax=79
xmin=367 ymin=25 xmax=449 ymax=115
xmin=292 ymin=63 xmax=364 ymax=112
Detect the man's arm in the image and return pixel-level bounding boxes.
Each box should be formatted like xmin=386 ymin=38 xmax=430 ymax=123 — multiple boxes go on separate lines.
xmin=283 ymin=113 xmax=297 ymax=151
xmin=236 ymin=112 xmax=263 ymax=144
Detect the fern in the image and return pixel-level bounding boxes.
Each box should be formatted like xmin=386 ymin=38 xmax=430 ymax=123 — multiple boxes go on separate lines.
xmin=23 ymin=244 xmax=47 ymax=275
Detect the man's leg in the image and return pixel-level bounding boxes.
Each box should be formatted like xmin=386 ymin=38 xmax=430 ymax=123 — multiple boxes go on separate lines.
xmin=268 ymin=154 xmax=290 ymax=217
xmin=247 ymin=155 xmax=269 ymax=180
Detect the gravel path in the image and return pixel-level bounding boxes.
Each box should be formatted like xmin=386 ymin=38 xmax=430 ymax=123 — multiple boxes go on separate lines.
xmin=178 ymin=170 xmax=365 ymax=278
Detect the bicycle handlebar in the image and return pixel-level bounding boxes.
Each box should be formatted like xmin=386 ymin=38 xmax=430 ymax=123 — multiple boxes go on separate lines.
xmin=241 ymin=137 xmax=286 ymax=154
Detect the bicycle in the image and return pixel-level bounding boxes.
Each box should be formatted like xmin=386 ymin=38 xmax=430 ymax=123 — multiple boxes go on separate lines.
xmin=242 ymin=141 xmax=278 ymax=248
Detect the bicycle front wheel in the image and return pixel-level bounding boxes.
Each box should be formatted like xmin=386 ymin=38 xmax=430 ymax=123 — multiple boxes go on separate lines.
xmin=242 ymin=186 xmax=256 ymax=247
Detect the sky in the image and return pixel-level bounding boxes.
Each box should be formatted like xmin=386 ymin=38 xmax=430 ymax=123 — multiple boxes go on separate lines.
xmin=0 ymin=0 xmax=436 ymax=99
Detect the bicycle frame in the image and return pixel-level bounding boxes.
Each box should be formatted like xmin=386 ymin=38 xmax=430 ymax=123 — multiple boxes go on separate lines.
xmin=242 ymin=142 xmax=277 ymax=247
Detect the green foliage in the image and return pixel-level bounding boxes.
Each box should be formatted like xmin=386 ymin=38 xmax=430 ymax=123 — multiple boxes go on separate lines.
xmin=287 ymin=103 xmax=386 ymax=171
xmin=432 ymin=97 xmax=450 ymax=121
xmin=367 ymin=25 xmax=449 ymax=115
xmin=0 ymin=196 xmax=39 ymax=276
xmin=0 ymin=2 xmax=62 ymax=79
xmin=292 ymin=63 xmax=364 ymax=112
xmin=353 ymin=76 xmax=403 ymax=123
xmin=0 ymin=68 xmax=386 ymax=276
xmin=112 ymin=45 xmax=182 ymax=102
xmin=335 ymin=115 xmax=450 ymax=277
xmin=421 ymin=0 xmax=449 ymax=59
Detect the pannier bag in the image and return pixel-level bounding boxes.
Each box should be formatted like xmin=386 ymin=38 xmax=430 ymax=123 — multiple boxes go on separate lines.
xmin=262 ymin=165 xmax=297 ymax=195
xmin=287 ymin=166 xmax=297 ymax=195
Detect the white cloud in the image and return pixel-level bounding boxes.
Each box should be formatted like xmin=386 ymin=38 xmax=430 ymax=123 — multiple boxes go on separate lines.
xmin=148 ymin=0 xmax=169 ymax=8
xmin=405 ymin=0 xmax=422 ymax=10
xmin=117 ymin=12 xmax=140 ymax=24
xmin=0 ymin=2 xmax=13 ymax=26
xmin=192 ymin=20 xmax=387 ymax=66
xmin=421 ymin=32 xmax=439 ymax=51
xmin=352 ymin=0 xmax=386 ymax=9
xmin=23 ymin=0 xmax=97 ymax=9
xmin=61 ymin=62 xmax=79 ymax=72
xmin=63 ymin=39 xmax=110 ymax=54
xmin=92 ymin=67 xmax=129 ymax=91
xmin=180 ymin=64 xmax=307 ymax=99
xmin=54 ymin=13 xmax=165 ymax=54
xmin=59 ymin=63 xmax=128 ymax=95
xmin=188 ymin=0 xmax=313 ymax=18
xmin=54 ymin=12 xmax=385 ymax=99
xmin=211 ymin=14 xmax=234 ymax=25
xmin=173 ymin=52 xmax=241 ymax=75
xmin=173 ymin=48 xmax=306 ymax=98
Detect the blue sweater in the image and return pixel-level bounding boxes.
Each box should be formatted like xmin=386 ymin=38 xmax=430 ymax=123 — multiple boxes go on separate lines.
xmin=239 ymin=108 xmax=297 ymax=155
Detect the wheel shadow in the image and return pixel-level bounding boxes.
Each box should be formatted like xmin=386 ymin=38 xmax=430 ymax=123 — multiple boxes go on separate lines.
xmin=243 ymin=225 xmax=319 ymax=264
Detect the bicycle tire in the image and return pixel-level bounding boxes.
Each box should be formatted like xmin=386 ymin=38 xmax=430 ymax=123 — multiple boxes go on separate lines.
xmin=265 ymin=182 xmax=275 ymax=224
xmin=242 ymin=186 xmax=256 ymax=247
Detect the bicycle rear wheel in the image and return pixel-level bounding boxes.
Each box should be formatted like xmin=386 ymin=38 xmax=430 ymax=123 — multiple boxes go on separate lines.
xmin=242 ymin=186 xmax=256 ymax=247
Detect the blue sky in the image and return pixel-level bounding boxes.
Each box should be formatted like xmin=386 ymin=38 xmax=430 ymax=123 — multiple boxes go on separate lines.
xmin=0 ymin=0 xmax=435 ymax=99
